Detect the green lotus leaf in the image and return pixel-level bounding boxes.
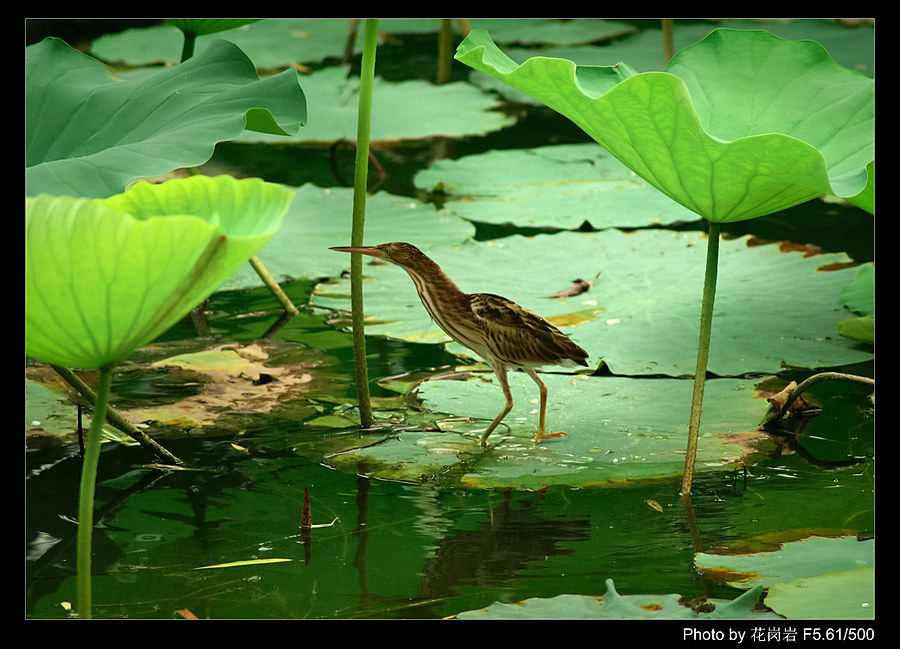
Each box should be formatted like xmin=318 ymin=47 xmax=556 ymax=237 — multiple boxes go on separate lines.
xmin=25 ymin=37 xmax=306 ymax=198
xmin=455 ymin=28 xmax=874 ymax=222
xmin=695 ymin=534 xmax=874 ymax=619
xmin=415 ymin=143 xmax=700 ymax=229
xmin=456 ymin=580 xmax=769 ymax=620
xmin=166 ymin=18 xmax=261 ymax=37
xmin=25 ymin=175 xmax=293 ymax=369
xmin=766 ymin=567 xmax=875 ymax=620
xmin=837 ymin=263 xmax=874 ymax=343
xmin=314 ymin=231 xmax=872 ymax=376
xmin=838 ymin=315 xmax=874 ymax=345
xmin=840 ymin=263 xmax=874 ymax=316
xmin=329 ymin=374 xmax=771 ymax=489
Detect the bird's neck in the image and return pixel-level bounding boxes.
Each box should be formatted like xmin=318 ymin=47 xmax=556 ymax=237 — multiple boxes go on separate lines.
xmin=403 ymin=259 xmax=469 ymax=313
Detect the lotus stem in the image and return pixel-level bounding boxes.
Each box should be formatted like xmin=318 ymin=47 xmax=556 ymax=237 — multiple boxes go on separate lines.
xmin=681 ymin=221 xmax=721 ymax=496
xmin=661 ymin=19 xmax=675 ymax=65
xmin=75 ymin=364 xmax=114 ymax=618
xmin=348 ymin=19 xmax=379 ymax=428
xmin=180 ymin=31 xmax=197 ymax=62
xmin=438 ymin=19 xmax=453 ymax=84
xmin=249 ymin=255 xmax=299 ymax=315
xmin=52 ymin=365 xmax=181 ymax=465
xmin=772 ymin=371 xmax=874 ymax=422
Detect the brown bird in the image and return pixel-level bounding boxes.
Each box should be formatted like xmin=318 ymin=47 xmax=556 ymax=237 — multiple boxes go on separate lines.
xmin=330 ymin=242 xmax=589 ymax=446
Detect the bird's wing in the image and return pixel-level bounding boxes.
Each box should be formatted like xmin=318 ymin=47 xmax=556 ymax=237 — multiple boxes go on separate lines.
xmin=469 ymin=293 xmax=588 ymax=367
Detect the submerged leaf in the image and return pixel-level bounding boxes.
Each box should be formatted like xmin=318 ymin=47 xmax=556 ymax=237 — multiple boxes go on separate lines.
xmin=120 ymin=342 xmax=319 ymax=429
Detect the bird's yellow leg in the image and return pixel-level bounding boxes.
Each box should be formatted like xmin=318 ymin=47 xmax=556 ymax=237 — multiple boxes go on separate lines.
xmin=525 ymin=369 xmax=569 ymax=443
xmin=480 ymin=363 xmax=513 ymax=447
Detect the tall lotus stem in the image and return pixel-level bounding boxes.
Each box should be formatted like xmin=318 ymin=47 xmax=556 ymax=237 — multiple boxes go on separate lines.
xmin=348 ymin=19 xmax=379 ymax=428
xmin=75 ymin=364 xmax=114 ymax=618
xmin=681 ymin=221 xmax=720 ymax=495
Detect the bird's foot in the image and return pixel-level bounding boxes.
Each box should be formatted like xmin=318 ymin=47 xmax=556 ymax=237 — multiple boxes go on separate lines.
xmin=531 ymin=431 xmax=569 ymax=444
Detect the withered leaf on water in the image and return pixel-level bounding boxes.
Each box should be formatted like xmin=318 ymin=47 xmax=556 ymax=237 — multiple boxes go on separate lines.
xmin=766 ymin=381 xmax=815 ymax=415
xmin=545 ymin=278 xmax=593 ymax=298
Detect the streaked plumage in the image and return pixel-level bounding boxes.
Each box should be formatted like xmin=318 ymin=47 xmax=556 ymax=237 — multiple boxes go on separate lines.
xmin=330 ymin=242 xmax=589 ymax=446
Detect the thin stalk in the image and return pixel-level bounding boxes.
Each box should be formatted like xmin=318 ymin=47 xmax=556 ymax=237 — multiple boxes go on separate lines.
xmin=348 ymin=19 xmax=379 ymax=428
xmin=249 ymin=255 xmax=299 ymax=315
xmin=437 ymin=19 xmax=453 ymax=84
xmin=180 ymin=31 xmax=197 ymax=62
xmin=75 ymin=364 xmax=114 ymax=618
xmin=681 ymin=221 xmax=721 ymax=496
xmin=772 ymin=371 xmax=874 ymax=422
xmin=661 ymin=19 xmax=675 ymax=65
xmin=51 ymin=365 xmax=182 ymax=465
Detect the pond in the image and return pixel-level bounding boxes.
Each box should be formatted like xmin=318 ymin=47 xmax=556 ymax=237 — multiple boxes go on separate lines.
xmin=26 ymin=18 xmax=874 ymax=621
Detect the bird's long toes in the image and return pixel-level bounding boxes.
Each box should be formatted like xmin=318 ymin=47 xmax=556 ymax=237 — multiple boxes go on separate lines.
xmin=532 ymin=431 xmax=570 ymax=444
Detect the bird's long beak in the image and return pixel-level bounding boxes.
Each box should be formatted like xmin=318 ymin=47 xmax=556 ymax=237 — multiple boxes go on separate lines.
xmin=329 ymin=245 xmax=387 ymax=260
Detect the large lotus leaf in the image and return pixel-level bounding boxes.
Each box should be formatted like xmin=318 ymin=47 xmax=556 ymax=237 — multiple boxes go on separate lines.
xmin=466 ymin=18 xmax=636 ymax=46
xmin=841 ymin=263 xmax=874 ymax=316
xmin=696 ymin=535 xmax=874 ymax=619
xmin=838 ymin=263 xmax=874 ymax=344
xmin=456 ymin=579 xmax=769 ymax=620
xmin=90 ymin=18 xmax=634 ymax=70
xmin=25 ymin=175 xmax=293 ymax=369
xmin=416 ymin=143 xmax=700 ymax=229
xmin=25 ymin=37 xmax=306 ymax=198
xmin=766 ymin=567 xmax=875 ymax=620
xmin=91 ymin=19 xmax=354 ymax=68
xmin=313 ymin=230 xmax=872 ymax=375
xmin=222 ymin=185 xmax=475 ymax=290
xmin=329 ymin=374 xmax=771 ymax=489
xmin=237 ymin=66 xmax=515 ymax=143
xmin=166 ymin=19 xmax=261 ymax=37
xmin=455 ymin=28 xmax=874 ymax=222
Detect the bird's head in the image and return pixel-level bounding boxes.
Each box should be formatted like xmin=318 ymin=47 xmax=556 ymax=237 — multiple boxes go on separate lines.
xmin=330 ymin=242 xmax=428 ymax=269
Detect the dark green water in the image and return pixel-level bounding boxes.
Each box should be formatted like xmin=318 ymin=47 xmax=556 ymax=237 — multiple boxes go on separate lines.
xmin=25 ymin=435 xmax=874 ymax=619
xmin=25 ymin=315 xmax=873 ymax=618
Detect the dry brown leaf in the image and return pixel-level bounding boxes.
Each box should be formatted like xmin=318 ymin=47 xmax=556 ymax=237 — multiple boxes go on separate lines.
xmin=766 ymin=381 xmax=814 ymax=415
xmin=546 ymin=277 xmax=593 ymax=298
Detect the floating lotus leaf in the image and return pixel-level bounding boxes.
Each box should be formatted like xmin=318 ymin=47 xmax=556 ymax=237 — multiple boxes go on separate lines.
xmin=314 ymin=231 xmax=872 ymax=376
xmin=415 ymin=143 xmax=700 ymax=230
xmin=329 ymin=374 xmax=771 ymax=489
xmin=455 ymin=579 xmax=769 ymax=620
xmin=838 ymin=263 xmax=874 ymax=343
xmin=696 ymin=534 xmax=874 ymax=619
xmin=224 ymin=185 xmax=474 ymax=289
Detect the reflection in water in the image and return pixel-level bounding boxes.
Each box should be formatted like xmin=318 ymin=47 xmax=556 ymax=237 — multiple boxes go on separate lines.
xmin=26 ymin=418 xmax=873 ymax=618
xmin=416 ymin=490 xmax=591 ymax=600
